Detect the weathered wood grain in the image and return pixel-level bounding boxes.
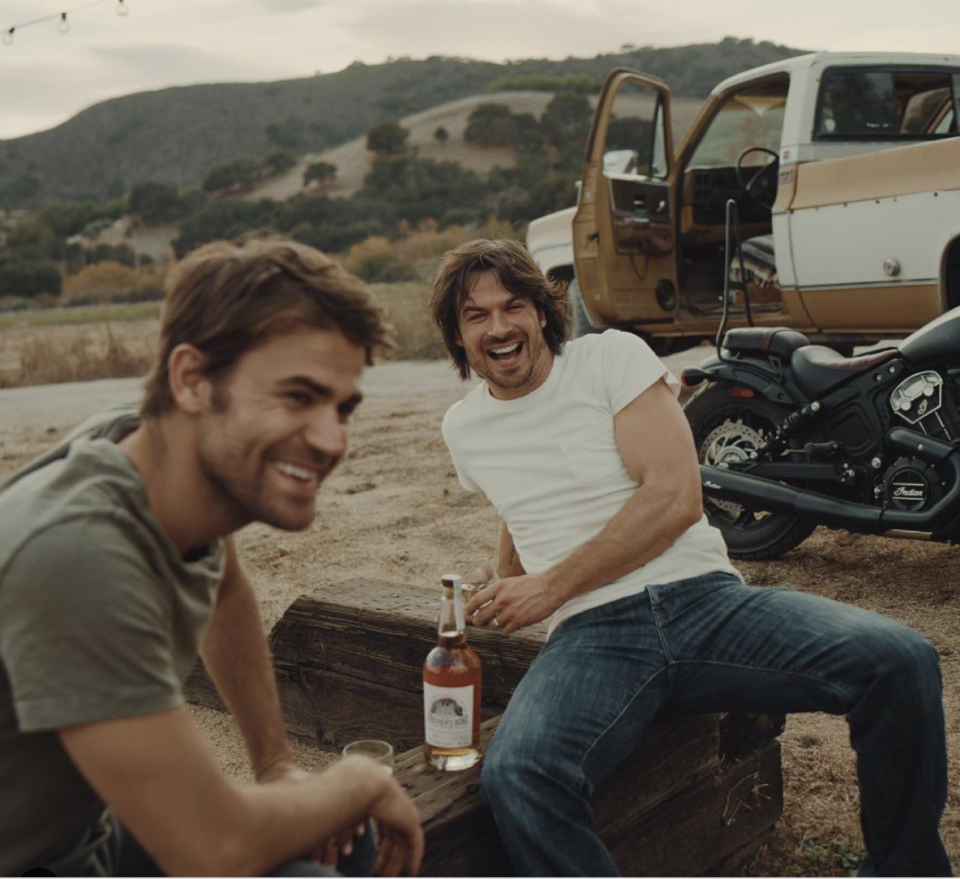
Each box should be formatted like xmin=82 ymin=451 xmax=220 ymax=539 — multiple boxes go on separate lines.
xmin=184 ymin=578 xmax=785 ymax=875
xmin=398 ymin=716 xmax=782 ymax=878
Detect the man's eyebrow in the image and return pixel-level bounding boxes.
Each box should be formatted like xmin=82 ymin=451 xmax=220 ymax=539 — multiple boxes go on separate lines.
xmin=278 ymin=376 xmax=364 ymax=407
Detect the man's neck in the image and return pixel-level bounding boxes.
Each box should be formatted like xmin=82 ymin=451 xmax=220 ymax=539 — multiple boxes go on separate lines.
xmin=118 ymin=417 xmax=244 ymax=557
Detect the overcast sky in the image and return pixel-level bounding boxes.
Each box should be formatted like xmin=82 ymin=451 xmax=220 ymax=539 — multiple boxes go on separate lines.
xmin=0 ymin=0 xmax=957 ymax=140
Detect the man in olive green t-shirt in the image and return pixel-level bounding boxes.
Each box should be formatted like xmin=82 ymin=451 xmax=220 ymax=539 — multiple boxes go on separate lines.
xmin=0 ymin=240 xmax=424 ymax=877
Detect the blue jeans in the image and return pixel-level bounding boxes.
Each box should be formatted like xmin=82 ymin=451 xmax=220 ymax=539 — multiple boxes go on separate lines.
xmin=44 ymin=813 xmax=378 ymax=876
xmin=481 ymin=573 xmax=950 ymax=877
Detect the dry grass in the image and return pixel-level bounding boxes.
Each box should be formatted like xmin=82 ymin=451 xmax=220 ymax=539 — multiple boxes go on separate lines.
xmin=369 ymin=281 xmax=446 ymax=361
xmin=0 ymin=319 xmax=158 ymax=389
xmin=0 ymin=281 xmax=447 ymax=389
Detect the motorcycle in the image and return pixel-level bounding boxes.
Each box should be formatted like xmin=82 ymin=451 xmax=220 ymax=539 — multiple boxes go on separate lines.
xmin=681 ymin=201 xmax=960 ymax=559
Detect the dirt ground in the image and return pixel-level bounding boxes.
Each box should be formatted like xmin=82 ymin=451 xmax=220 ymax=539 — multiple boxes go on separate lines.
xmin=1 ymin=360 xmax=957 ymax=876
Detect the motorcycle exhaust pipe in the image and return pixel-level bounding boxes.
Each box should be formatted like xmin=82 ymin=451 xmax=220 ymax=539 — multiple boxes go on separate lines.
xmin=700 ymin=427 xmax=960 ymax=538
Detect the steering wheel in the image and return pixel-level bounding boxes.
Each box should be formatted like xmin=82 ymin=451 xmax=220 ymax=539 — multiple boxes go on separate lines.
xmin=735 ymin=146 xmax=780 ymax=211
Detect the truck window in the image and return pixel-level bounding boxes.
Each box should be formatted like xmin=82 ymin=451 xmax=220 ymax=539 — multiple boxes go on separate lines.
xmin=602 ymin=79 xmax=667 ymax=179
xmin=687 ymin=78 xmax=788 ymax=169
xmin=816 ymin=68 xmax=959 ymax=139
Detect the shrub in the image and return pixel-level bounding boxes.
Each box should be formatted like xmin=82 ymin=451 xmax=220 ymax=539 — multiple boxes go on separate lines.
xmin=366 ymin=119 xmax=409 ymax=155
xmin=61 ymin=261 xmax=165 ymax=305
xmin=464 ymin=103 xmax=518 ymax=147
xmin=129 ymin=182 xmax=183 ymax=224
xmin=303 ymin=161 xmax=338 ymax=189
xmin=342 ymin=237 xmax=417 ymax=283
xmin=264 ymin=151 xmax=297 ymax=177
xmin=202 ymin=158 xmax=264 ymax=193
xmin=0 ymin=258 xmax=62 ymax=299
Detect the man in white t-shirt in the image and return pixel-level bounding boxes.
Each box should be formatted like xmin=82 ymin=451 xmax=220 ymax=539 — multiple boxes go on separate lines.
xmin=429 ymin=239 xmax=950 ymax=877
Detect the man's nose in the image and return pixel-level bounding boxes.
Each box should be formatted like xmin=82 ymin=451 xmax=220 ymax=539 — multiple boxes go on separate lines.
xmin=304 ymin=408 xmax=347 ymax=459
xmin=488 ymin=308 xmax=512 ymax=336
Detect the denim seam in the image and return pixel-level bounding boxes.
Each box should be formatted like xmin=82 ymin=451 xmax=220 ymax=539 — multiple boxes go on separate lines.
xmin=578 ymin=666 xmax=671 ymax=773
xmin=671 ymin=658 xmax=859 ymax=705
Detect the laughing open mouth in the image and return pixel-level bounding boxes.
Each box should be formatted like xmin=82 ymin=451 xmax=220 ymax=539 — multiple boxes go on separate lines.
xmin=488 ymin=341 xmax=522 ymax=361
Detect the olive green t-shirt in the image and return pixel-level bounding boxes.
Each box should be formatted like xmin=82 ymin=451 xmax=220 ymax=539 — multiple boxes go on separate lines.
xmin=0 ymin=405 xmax=225 ymax=875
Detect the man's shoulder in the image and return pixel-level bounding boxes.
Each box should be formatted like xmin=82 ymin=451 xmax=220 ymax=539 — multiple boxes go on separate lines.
xmin=0 ymin=444 xmax=147 ymax=582
xmin=442 ymin=382 xmax=487 ymax=429
xmin=563 ymin=329 xmax=647 ymax=357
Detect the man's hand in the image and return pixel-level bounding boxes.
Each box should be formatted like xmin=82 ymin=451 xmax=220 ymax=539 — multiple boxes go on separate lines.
xmin=257 ymin=758 xmax=368 ymax=867
xmin=465 ymin=573 xmax=566 ymax=634
xmin=365 ymin=770 xmax=425 ymax=877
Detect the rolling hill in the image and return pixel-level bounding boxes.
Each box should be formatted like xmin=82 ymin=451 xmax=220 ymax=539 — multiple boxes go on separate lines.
xmin=0 ymin=39 xmax=805 ymax=208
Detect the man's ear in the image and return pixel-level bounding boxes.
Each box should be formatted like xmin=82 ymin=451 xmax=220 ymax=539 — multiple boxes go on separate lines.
xmin=454 ymin=328 xmax=464 ymax=348
xmin=167 ymin=344 xmax=212 ymax=414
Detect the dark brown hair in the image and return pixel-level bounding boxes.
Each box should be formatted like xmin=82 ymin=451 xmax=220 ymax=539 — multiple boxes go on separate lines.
xmin=141 ymin=238 xmax=394 ymax=418
xmin=430 ymin=238 xmax=569 ymax=379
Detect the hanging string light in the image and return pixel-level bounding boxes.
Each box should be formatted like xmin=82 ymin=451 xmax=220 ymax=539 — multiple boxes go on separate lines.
xmin=1 ymin=0 xmax=128 ymax=46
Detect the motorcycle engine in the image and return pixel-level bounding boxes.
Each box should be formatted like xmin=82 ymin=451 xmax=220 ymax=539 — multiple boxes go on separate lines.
xmin=879 ymin=457 xmax=943 ymax=511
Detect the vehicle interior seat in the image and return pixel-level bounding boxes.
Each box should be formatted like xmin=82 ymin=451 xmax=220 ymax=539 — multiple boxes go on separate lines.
xmin=729 ymin=234 xmax=778 ymax=289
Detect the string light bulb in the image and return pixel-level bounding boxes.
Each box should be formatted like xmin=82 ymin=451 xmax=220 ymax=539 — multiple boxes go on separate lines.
xmin=116 ymin=0 xmax=128 ymax=16
xmin=2 ymin=27 xmax=13 ymax=45
xmin=58 ymin=12 xmax=69 ymax=33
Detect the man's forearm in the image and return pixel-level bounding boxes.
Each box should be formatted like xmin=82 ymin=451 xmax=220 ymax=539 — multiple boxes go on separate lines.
xmin=201 ymin=556 xmax=293 ymax=777
xmin=545 ymin=478 xmax=702 ymax=603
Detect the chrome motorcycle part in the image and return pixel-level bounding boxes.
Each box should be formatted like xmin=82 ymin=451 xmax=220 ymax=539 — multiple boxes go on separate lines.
xmin=699 ymin=421 xmax=767 ymax=515
xmin=890 ymin=371 xmax=951 ymax=438
xmin=684 ymin=384 xmax=816 ymax=560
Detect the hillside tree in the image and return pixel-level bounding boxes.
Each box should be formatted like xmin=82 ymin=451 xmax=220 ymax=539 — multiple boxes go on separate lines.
xmin=303 ymin=161 xmax=338 ymax=189
xmin=366 ymin=119 xmax=409 ymax=155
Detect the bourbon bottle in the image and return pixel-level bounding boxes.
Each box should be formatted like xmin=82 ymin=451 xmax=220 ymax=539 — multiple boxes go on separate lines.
xmin=423 ymin=573 xmax=482 ymax=770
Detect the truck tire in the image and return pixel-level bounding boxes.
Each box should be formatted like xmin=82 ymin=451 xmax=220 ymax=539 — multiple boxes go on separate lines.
xmin=683 ymin=383 xmax=816 ymax=560
xmin=569 ymin=277 xmax=602 ymax=338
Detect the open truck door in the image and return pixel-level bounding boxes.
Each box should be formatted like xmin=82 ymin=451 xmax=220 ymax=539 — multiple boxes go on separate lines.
xmin=573 ymin=70 xmax=677 ymax=329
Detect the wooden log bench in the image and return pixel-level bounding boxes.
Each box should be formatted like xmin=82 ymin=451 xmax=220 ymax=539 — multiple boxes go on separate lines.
xmin=186 ymin=578 xmax=784 ymax=876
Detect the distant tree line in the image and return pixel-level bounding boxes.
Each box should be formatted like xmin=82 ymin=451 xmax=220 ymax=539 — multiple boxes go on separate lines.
xmin=0 ymin=89 xmax=603 ymax=299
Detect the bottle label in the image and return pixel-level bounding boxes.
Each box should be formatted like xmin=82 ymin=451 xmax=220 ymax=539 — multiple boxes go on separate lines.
xmin=424 ymin=682 xmax=474 ymax=748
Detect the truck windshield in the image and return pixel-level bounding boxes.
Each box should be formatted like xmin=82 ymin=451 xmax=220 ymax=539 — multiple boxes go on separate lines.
xmin=816 ymin=68 xmax=959 ymax=139
xmin=687 ymin=78 xmax=788 ymax=168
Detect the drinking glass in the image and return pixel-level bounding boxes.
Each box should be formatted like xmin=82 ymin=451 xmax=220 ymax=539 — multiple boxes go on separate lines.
xmin=342 ymin=739 xmax=395 ymax=774
xmin=463 ymin=558 xmax=497 ymax=604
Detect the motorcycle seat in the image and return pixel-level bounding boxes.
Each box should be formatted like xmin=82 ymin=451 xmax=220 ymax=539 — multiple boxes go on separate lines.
xmin=722 ymin=327 xmax=810 ymax=361
xmin=791 ymin=345 xmax=898 ymax=398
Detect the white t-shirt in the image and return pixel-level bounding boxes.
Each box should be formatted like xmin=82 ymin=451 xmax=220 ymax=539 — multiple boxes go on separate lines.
xmin=442 ymin=329 xmax=739 ymax=636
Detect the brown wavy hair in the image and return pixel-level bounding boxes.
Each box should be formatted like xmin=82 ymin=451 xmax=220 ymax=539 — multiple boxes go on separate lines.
xmin=430 ymin=238 xmax=569 ymax=379
xmin=141 ymin=238 xmax=394 ymax=418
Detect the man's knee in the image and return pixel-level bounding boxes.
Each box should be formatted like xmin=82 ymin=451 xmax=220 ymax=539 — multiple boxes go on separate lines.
xmin=861 ymin=623 xmax=942 ymax=704
xmin=481 ymin=734 xmax=586 ymax=812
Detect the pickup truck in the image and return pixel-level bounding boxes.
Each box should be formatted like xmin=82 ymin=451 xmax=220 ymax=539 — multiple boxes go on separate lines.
xmin=526 ymin=52 xmax=960 ymax=354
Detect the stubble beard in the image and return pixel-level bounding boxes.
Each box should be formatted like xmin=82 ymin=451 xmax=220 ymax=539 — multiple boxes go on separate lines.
xmin=197 ymin=416 xmax=321 ymax=533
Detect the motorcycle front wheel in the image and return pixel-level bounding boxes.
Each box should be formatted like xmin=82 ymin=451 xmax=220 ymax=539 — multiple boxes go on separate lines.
xmin=683 ymin=383 xmax=816 ymax=560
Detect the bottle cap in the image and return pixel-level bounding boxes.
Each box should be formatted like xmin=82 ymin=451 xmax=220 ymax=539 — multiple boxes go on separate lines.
xmin=441 ymin=573 xmax=462 ymax=589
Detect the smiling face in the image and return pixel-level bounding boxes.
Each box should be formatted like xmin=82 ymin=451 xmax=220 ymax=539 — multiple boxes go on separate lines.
xmin=195 ymin=326 xmax=365 ymax=532
xmin=456 ymin=270 xmax=553 ymax=400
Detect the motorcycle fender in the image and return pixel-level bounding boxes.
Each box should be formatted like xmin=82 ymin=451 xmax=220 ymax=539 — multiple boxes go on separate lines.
xmin=696 ymin=362 xmax=798 ymax=406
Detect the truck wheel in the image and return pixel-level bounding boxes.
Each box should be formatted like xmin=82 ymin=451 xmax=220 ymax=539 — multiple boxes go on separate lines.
xmin=568 ymin=278 xmax=602 ymax=337
xmin=683 ymin=384 xmax=816 ymax=560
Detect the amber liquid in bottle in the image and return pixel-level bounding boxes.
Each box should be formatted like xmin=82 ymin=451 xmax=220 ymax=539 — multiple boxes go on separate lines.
xmin=423 ymin=574 xmax=482 ymax=770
